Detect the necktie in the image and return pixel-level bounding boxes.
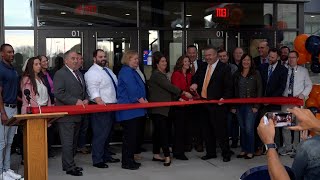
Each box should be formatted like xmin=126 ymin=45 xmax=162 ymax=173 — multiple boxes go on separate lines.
xmin=191 ymin=63 xmax=196 ymax=75
xmin=103 ymin=68 xmax=117 ymax=95
xmin=73 ymin=70 xmax=83 ymax=88
xmin=288 ymin=68 xmax=294 ymax=96
xmin=267 ymin=66 xmax=273 ymax=83
xmin=201 ymin=65 xmax=213 ymax=99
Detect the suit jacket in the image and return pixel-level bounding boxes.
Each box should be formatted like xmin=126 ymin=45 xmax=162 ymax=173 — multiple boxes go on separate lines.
xmin=116 ymin=65 xmax=147 ymax=122
xmin=254 ymin=56 xmax=268 ymax=72
xmin=260 ymin=62 xmax=288 ymax=97
xmin=192 ymin=61 xmax=233 ymax=100
xmin=54 ymin=65 xmax=88 ymax=122
xmin=148 ymin=70 xmax=181 ymax=117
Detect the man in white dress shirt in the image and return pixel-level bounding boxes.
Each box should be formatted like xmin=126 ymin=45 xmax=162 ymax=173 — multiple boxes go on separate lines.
xmin=84 ymin=49 xmax=120 ymax=168
xmin=279 ymin=50 xmax=312 ymax=156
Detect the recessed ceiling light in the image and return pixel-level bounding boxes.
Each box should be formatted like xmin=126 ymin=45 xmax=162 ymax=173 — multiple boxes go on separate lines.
xmin=311 ymin=15 xmax=315 ymax=18
xmin=125 ymin=13 xmax=130 ymax=16
xmin=61 ymin=12 xmax=66 ymax=15
xmin=186 ymin=14 xmax=192 ymax=17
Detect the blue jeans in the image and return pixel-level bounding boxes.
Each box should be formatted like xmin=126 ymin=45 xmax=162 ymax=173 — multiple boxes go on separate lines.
xmin=91 ymin=112 xmax=114 ymax=164
xmin=0 ymin=107 xmax=18 ymax=173
xmin=237 ymin=105 xmax=257 ymax=154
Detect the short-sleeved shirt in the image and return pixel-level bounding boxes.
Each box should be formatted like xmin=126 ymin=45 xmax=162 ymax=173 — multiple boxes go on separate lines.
xmin=0 ymin=60 xmax=19 ymax=104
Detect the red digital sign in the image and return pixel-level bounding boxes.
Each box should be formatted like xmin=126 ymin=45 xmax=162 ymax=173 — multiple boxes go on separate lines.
xmin=216 ymin=8 xmax=228 ymax=18
xmin=75 ymin=4 xmax=97 ymax=15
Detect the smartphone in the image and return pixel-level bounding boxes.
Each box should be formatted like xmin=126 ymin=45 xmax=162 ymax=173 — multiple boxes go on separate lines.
xmin=265 ymin=112 xmax=294 ymax=127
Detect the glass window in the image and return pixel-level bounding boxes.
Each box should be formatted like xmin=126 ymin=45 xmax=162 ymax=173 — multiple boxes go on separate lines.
xmin=4 ymin=0 xmax=34 ymax=26
xmin=277 ymin=4 xmax=297 ymax=29
xmin=277 ymin=31 xmax=296 ymax=49
xmin=37 ymin=1 xmax=137 ymax=27
xmin=304 ymin=14 xmax=320 ymax=35
xmin=186 ymin=3 xmax=273 ymax=29
xmin=5 ymin=30 xmax=34 ymax=75
xmin=140 ymin=2 xmax=183 ymax=28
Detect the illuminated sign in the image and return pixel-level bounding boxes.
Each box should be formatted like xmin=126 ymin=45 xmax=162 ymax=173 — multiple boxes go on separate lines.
xmin=75 ymin=4 xmax=97 ymax=15
xmin=216 ymin=8 xmax=228 ymax=18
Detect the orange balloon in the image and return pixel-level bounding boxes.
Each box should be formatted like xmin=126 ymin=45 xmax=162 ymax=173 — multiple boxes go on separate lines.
xmin=306 ymin=98 xmax=319 ymax=108
xmin=306 ymin=53 xmax=312 ymax=63
xmin=294 ymin=34 xmax=309 ymax=54
xmin=309 ymin=85 xmax=320 ymax=99
xmin=297 ymin=53 xmax=308 ymax=65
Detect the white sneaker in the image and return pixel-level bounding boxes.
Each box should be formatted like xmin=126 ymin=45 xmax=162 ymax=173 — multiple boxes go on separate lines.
xmin=0 ymin=172 xmax=15 ymax=180
xmin=6 ymin=169 xmax=22 ymax=179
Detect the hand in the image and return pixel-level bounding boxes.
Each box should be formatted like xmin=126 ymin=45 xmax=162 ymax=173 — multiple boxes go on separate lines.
xmin=179 ymin=98 xmax=185 ymax=102
xmin=297 ymin=94 xmax=305 ymax=100
xmin=184 ymin=92 xmax=193 ymax=99
xmin=288 ymin=107 xmax=320 ymax=132
xmin=231 ymin=109 xmax=236 ymax=114
xmin=252 ymin=108 xmax=258 ymax=113
xmin=300 ymin=130 xmax=309 ymax=141
xmin=83 ymin=99 xmax=89 ymax=105
xmin=138 ymin=98 xmax=148 ymax=103
xmin=257 ymin=116 xmax=275 ymax=144
xmin=190 ymin=84 xmax=198 ymax=92
xmin=96 ymin=99 xmax=105 ymax=106
xmin=218 ymin=98 xmax=224 ymax=105
xmin=1 ymin=113 xmax=8 ymax=125
xmin=76 ymin=99 xmax=85 ymax=108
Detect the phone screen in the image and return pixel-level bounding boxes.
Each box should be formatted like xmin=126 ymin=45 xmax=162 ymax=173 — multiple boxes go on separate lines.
xmin=266 ymin=112 xmax=294 ymax=127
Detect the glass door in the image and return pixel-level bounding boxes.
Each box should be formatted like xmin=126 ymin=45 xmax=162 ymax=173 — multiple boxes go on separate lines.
xmin=38 ymin=29 xmax=87 ymax=70
xmin=89 ymin=30 xmax=138 ymax=76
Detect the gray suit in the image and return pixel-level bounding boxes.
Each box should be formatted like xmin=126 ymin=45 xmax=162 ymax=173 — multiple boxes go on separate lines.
xmin=54 ymin=65 xmax=88 ymax=171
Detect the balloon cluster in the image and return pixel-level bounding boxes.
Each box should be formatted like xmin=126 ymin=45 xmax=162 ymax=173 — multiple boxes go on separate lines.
xmin=306 ymin=85 xmax=320 ymax=110
xmin=294 ymin=34 xmax=320 ymax=73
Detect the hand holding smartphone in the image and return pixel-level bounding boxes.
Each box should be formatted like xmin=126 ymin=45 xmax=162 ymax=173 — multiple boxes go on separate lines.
xmin=264 ymin=112 xmax=295 ymax=127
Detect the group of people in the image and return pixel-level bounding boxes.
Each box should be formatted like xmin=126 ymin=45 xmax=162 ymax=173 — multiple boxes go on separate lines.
xmin=0 ymin=39 xmax=315 ymax=179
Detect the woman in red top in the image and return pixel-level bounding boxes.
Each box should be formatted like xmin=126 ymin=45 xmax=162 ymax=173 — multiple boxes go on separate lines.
xmin=171 ymin=55 xmax=193 ymax=160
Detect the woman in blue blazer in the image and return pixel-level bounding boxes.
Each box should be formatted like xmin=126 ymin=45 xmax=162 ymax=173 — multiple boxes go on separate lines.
xmin=117 ymin=50 xmax=147 ymax=170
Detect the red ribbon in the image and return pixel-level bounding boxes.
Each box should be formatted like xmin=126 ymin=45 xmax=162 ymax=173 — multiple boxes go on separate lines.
xmin=32 ymin=97 xmax=303 ymax=115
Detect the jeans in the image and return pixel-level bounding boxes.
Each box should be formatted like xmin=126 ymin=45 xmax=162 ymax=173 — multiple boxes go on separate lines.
xmin=237 ymin=105 xmax=257 ymax=154
xmin=292 ymin=135 xmax=320 ymax=180
xmin=0 ymin=107 xmax=18 ymax=173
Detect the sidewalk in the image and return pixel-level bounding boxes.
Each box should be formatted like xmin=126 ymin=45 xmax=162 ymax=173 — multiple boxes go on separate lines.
xmin=12 ymin=145 xmax=294 ymax=180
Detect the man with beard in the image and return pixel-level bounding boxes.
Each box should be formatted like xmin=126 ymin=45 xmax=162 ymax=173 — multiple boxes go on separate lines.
xmin=280 ymin=46 xmax=290 ymax=67
xmin=84 ymin=49 xmax=120 ymax=169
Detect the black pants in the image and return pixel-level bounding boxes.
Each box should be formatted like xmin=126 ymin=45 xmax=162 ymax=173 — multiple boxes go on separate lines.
xmin=135 ymin=116 xmax=146 ymax=154
xmin=172 ymin=106 xmax=191 ymax=155
xmin=121 ymin=117 xmax=142 ymax=165
xmin=202 ymin=104 xmax=230 ymax=157
xmin=190 ymin=104 xmax=203 ymax=146
xmin=152 ymin=114 xmax=171 ymax=157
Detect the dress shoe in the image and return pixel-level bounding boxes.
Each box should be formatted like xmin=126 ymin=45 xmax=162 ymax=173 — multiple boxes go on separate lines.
xmin=152 ymin=157 xmax=165 ymax=162
xmin=122 ymin=163 xmax=139 ymax=170
xmin=93 ymin=162 xmax=109 ymax=168
xmin=236 ymin=153 xmax=246 ymax=158
xmin=63 ymin=166 xmax=83 ymax=171
xmin=244 ymin=154 xmax=254 ymax=159
xmin=66 ymin=169 xmax=83 ymax=176
xmin=173 ymin=154 xmax=188 ymax=160
xmin=223 ymin=156 xmax=231 ymax=162
xmin=201 ymin=154 xmax=217 ymax=160
xmin=105 ymin=157 xmax=120 ymax=163
xmin=163 ymin=160 xmax=171 ymax=166
xmin=134 ymin=161 xmax=141 ymax=167
xmin=195 ymin=145 xmax=204 ymax=152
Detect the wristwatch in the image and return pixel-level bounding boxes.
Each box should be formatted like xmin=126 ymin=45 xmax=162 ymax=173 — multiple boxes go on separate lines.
xmin=265 ymin=143 xmax=277 ymax=151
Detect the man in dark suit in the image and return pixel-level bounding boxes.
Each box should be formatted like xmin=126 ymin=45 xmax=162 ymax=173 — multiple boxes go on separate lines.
xmin=54 ymin=50 xmax=89 ymax=176
xmin=190 ymin=46 xmax=233 ymax=162
xmin=253 ymin=40 xmax=270 ymax=71
xmin=187 ymin=45 xmax=206 ymax=152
